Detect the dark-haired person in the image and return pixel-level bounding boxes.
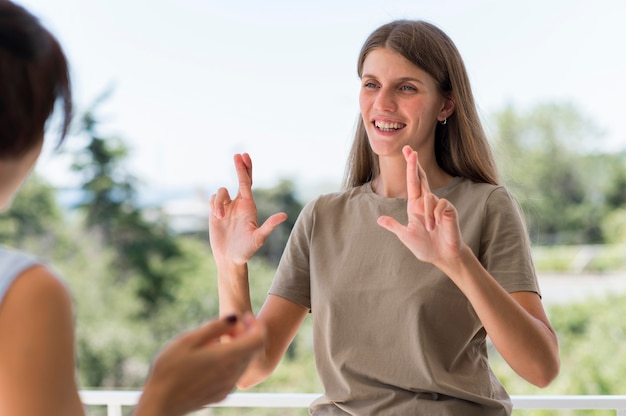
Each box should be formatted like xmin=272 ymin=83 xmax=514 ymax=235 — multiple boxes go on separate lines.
xmin=0 ymin=1 xmax=265 ymax=415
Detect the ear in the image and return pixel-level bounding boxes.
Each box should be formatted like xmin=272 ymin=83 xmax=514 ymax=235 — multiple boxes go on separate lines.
xmin=438 ymin=97 xmax=455 ymax=122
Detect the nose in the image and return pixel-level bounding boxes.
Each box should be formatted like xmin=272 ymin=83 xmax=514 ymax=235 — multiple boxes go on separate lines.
xmin=373 ymin=87 xmax=397 ymax=112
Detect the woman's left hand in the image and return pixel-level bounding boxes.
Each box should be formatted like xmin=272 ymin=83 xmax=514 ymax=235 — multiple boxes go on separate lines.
xmin=377 ymin=145 xmax=464 ymax=267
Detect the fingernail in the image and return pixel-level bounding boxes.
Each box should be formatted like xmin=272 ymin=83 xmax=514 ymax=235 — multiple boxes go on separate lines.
xmin=224 ymin=314 xmax=238 ymax=324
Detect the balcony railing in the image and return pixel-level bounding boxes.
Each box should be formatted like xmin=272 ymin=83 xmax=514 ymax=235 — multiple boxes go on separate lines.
xmin=79 ymin=391 xmax=626 ymax=416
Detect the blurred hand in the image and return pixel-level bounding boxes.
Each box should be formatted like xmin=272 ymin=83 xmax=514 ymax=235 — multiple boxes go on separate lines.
xmin=134 ymin=313 xmax=265 ymax=416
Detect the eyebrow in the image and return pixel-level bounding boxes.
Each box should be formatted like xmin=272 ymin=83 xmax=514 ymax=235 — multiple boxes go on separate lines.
xmin=361 ymin=73 xmax=426 ymax=85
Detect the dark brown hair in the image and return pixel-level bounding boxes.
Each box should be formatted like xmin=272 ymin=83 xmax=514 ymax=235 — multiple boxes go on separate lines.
xmin=343 ymin=20 xmax=499 ymax=188
xmin=0 ymin=0 xmax=72 ymax=158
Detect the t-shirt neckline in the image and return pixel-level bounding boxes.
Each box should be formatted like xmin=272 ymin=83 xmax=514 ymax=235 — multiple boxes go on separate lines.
xmin=364 ymin=176 xmax=463 ymax=201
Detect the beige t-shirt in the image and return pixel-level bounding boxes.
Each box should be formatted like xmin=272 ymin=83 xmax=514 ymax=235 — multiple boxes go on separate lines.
xmin=269 ymin=177 xmax=540 ymax=415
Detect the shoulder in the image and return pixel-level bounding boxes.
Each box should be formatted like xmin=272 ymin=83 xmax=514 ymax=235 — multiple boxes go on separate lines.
xmin=446 ymin=180 xmax=529 ymax=240
xmin=446 ymin=178 xmax=517 ymax=210
xmin=446 ymin=177 xmax=501 ymax=195
xmin=289 ymin=188 xmax=364 ymax=237
xmin=0 ymin=265 xmax=81 ymax=415
xmin=0 ymin=247 xmax=69 ymax=317
xmin=0 ymin=247 xmax=40 ymax=300
xmin=0 ymin=264 xmax=73 ymax=343
xmin=483 ymin=185 xmax=523 ymax=217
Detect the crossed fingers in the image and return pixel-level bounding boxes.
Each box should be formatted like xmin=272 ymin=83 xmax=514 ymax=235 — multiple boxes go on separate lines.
xmin=403 ymin=145 xmax=437 ymax=231
xmin=210 ymin=153 xmax=253 ymax=218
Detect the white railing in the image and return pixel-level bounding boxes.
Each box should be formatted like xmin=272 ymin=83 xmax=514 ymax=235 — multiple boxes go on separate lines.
xmin=79 ymin=391 xmax=626 ymax=416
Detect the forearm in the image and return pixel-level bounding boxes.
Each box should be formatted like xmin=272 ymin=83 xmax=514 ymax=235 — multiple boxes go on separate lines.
xmin=437 ymin=245 xmax=560 ymax=387
xmin=217 ymin=261 xmax=254 ymax=316
xmin=235 ymin=295 xmax=309 ymax=390
xmin=213 ymin=260 xmax=275 ymax=388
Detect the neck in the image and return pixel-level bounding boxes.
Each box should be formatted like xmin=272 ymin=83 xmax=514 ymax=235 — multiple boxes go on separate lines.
xmin=372 ymin=155 xmax=453 ymax=198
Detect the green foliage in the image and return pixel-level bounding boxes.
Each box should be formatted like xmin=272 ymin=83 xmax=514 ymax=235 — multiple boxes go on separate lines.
xmin=72 ymin=110 xmax=138 ymax=233
xmin=532 ymin=245 xmax=626 ymax=273
xmin=143 ymin=237 xmax=221 ymax=342
xmin=601 ymin=209 xmax=626 ymax=244
xmin=253 ymin=179 xmax=304 ymax=265
xmin=0 ymin=173 xmax=63 ymax=246
xmin=70 ymin=99 xmax=187 ymax=317
xmin=492 ymin=102 xmax=623 ymax=245
xmin=114 ymin=209 xmax=185 ymax=316
xmin=604 ymin=151 xmax=626 ymax=209
xmin=41 ymin=219 xmax=154 ymax=388
xmin=490 ymin=294 xmax=626 ymax=416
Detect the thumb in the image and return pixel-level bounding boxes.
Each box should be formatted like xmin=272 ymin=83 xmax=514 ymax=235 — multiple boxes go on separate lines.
xmin=255 ymin=212 xmax=288 ymax=244
xmin=184 ymin=316 xmax=239 ymax=347
xmin=377 ymin=215 xmax=404 ymax=236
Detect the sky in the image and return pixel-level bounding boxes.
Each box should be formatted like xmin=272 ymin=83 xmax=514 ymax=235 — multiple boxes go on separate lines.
xmin=19 ymin=0 xmax=626 ymax=200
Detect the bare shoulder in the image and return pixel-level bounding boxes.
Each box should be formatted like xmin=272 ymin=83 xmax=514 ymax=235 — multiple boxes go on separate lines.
xmin=0 ymin=264 xmax=72 ymax=335
xmin=0 ymin=265 xmax=83 ymax=416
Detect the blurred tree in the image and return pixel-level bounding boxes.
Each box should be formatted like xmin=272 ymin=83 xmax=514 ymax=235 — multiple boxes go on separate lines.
xmin=71 ymin=131 xmax=136 ymax=240
xmin=492 ymin=102 xmax=610 ymax=244
xmin=491 ymin=293 xmax=626 ymax=412
xmin=70 ymin=94 xmax=185 ymax=316
xmin=600 ymin=155 xmax=626 ymax=245
xmin=0 ymin=174 xmax=63 ymax=248
xmin=601 ymin=208 xmax=626 ymax=244
xmin=253 ymin=179 xmax=304 ymax=265
xmin=252 ymin=180 xmax=305 ymax=359
xmin=604 ymin=151 xmax=626 ymax=209
xmin=54 ymin=231 xmax=155 ymax=388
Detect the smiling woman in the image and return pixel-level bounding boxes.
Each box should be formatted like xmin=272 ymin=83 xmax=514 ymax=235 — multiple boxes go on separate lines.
xmin=209 ymin=19 xmax=559 ymax=416
xmin=350 ymin=21 xmax=499 ymax=192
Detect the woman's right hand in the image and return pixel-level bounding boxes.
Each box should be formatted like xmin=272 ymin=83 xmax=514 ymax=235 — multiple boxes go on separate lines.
xmin=209 ymin=153 xmax=287 ymax=265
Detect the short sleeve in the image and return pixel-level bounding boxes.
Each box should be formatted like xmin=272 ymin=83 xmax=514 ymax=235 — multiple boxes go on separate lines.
xmin=268 ymin=199 xmax=315 ymax=309
xmin=479 ymin=187 xmax=541 ymax=296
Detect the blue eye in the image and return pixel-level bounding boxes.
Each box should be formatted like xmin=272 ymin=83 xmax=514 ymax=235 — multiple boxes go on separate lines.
xmin=363 ymin=82 xmax=378 ymax=89
xmin=400 ymin=85 xmax=417 ymax=92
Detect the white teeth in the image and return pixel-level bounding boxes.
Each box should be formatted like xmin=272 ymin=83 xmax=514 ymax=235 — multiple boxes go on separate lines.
xmin=374 ymin=121 xmax=404 ymax=131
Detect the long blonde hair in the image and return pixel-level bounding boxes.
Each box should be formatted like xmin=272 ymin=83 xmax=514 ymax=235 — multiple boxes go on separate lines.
xmin=343 ymin=20 xmax=499 ymax=189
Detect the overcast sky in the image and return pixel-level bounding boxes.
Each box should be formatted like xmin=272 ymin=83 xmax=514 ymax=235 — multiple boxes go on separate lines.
xmin=20 ymin=0 xmax=626 ymax=197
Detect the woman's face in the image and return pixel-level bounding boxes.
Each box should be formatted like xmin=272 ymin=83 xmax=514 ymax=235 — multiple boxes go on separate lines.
xmin=359 ymin=47 xmax=452 ymax=159
xmin=0 ymin=140 xmax=43 ymax=212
